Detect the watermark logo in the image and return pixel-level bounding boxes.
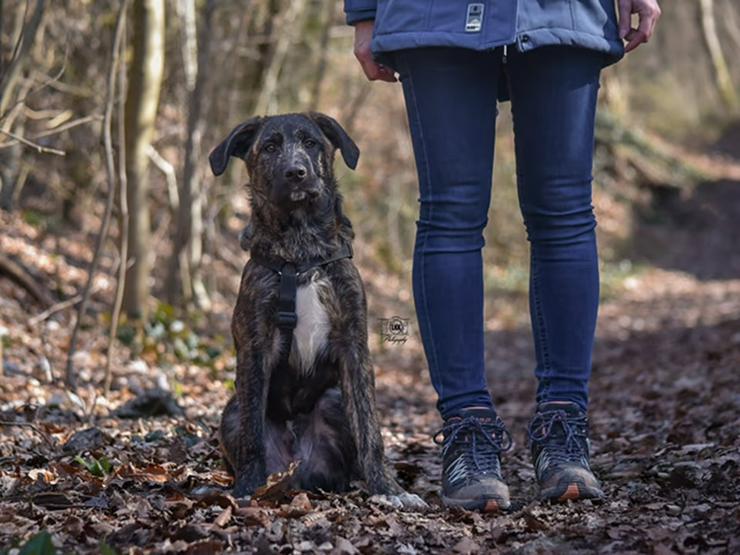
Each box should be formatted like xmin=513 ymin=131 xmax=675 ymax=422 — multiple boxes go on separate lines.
xmin=379 ymin=316 xmax=409 ymax=345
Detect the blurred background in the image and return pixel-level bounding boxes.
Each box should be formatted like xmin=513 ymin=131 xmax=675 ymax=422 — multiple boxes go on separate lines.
xmin=0 ymin=0 xmax=738 ymax=395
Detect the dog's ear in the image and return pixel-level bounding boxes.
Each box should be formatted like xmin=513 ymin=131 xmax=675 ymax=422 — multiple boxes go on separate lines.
xmin=209 ymin=117 xmax=264 ymax=176
xmin=309 ymin=112 xmax=360 ymax=170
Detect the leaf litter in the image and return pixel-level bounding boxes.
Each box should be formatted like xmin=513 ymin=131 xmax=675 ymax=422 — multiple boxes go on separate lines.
xmin=1 ymin=211 xmax=739 ymax=553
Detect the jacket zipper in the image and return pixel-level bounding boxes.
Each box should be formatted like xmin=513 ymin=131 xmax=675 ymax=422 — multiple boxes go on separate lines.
xmin=502 ymin=44 xmax=508 ymax=64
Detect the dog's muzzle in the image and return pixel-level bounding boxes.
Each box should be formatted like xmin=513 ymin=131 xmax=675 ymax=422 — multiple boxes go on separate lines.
xmin=289 ymin=186 xmax=320 ymax=202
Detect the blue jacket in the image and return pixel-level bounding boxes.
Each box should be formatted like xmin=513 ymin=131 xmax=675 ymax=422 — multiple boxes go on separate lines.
xmin=344 ymin=1 xmax=624 ymax=98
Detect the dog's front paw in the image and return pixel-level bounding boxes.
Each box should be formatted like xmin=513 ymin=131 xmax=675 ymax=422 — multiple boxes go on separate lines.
xmin=232 ymin=472 xmax=265 ymax=499
xmin=369 ymin=492 xmax=429 ymax=512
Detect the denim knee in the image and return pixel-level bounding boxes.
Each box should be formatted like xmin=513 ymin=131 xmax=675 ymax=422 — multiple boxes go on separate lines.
xmin=415 ymin=193 xmax=490 ymax=254
xmin=521 ymin=206 xmax=597 ymax=248
xmin=518 ymin=176 xmax=597 ymax=248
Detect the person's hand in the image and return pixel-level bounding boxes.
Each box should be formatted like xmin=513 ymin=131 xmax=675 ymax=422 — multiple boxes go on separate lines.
xmin=353 ymin=20 xmax=396 ymax=82
xmin=618 ymin=0 xmax=661 ymax=53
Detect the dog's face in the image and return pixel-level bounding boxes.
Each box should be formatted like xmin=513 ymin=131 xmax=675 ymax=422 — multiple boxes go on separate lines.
xmin=209 ymin=113 xmax=359 ymax=215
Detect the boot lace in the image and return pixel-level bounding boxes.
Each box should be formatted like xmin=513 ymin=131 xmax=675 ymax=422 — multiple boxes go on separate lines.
xmin=433 ymin=415 xmax=513 ymax=478
xmin=528 ymin=409 xmax=589 ymax=467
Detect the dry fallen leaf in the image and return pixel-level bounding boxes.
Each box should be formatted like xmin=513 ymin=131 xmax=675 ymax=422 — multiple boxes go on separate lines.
xmin=278 ymin=492 xmax=312 ymax=518
xmin=213 ymin=505 xmax=232 ymax=527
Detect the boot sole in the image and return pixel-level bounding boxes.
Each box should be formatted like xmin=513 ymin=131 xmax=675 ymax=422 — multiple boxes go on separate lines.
xmin=441 ymin=495 xmax=510 ymax=512
xmin=540 ymin=479 xmax=605 ymax=503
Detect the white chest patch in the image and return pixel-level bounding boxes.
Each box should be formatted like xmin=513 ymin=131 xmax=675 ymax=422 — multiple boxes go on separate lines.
xmin=290 ymin=274 xmax=332 ymax=376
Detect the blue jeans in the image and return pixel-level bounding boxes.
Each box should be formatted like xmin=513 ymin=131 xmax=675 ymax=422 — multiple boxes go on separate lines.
xmin=392 ymin=45 xmax=604 ymax=419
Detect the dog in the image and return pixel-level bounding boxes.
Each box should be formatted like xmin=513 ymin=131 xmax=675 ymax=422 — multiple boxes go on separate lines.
xmin=209 ymin=112 xmax=425 ymax=509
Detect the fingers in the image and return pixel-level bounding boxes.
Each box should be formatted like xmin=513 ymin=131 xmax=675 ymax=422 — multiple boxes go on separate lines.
xmin=355 ymin=50 xmax=397 ymax=82
xmin=618 ymin=0 xmax=632 ymax=39
xmin=365 ymin=62 xmax=397 ymax=82
xmin=623 ymin=32 xmax=641 ymax=53
xmin=622 ymin=0 xmax=661 ymax=53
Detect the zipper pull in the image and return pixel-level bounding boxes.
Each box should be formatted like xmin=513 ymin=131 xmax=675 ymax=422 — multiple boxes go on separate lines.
xmin=502 ymin=44 xmax=508 ymax=64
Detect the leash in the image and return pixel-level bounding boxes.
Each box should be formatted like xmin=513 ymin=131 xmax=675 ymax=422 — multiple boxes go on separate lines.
xmin=249 ymin=241 xmax=353 ymax=371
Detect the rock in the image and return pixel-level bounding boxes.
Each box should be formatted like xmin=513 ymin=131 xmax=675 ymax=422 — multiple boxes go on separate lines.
xmin=62 ymin=427 xmax=110 ymax=453
xmin=113 ymin=388 xmax=184 ymax=419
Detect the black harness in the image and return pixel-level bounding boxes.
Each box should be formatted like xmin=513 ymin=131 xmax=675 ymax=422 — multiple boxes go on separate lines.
xmin=249 ymin=242 xmax=353 ymax=370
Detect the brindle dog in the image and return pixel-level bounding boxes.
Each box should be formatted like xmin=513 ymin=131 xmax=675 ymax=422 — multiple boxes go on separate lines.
xmin=210 ymin=113 xmax=425 ymax=509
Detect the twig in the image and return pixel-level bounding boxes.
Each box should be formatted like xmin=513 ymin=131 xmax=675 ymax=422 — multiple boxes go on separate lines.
xmin=0 ymin=0 xmax=46 ymax=116
xmin=0 ymin=253 xmax=53 ymax=307
xmin=105 ymin=17 xmax=130 ymax=397
xmin=0 ymin=127 xmax=64 ymax=155
xmin=0 ymin=114 xmax=101 ymax=149
xmin=0 ymin=57 xmax=67 ymax=124
xmin=147 ymin=144 xmax=179 ymax=210
xmin=0 ymin=419 xmax=54 ymax=448
xmin=65 ymin=0 xmax=129 ymax=391
xmin=28 ymin=293 xmax=83 ymax=326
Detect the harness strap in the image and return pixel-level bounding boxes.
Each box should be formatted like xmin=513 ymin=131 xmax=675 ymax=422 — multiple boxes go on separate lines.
xmin=249 ymin=241 xmax=353 ymax=370
xmin=275 ymin=261 xmax=297 ymax=370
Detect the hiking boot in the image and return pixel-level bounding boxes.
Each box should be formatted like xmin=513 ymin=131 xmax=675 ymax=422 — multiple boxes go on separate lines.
xmin=433 ymin=407 xmax=513 ymax=511
xmin=528 ymin=401 xmax=605 ymax=502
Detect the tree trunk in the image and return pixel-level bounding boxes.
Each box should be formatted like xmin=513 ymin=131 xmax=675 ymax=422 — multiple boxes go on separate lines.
xmin=254 ymin=0 xmax=308 ymax=115
xmin=308 ymin=0 xmax=333 ymax=111
xmin=0 ymin=0 xmax=46 ymax=212
xmin=166 ymin=0 xmax=215 ymax=310
xmin=699 ymin=0 xmax=739 ymax=112
xmin=0 ymin=0 xmax=46 ymax=116
xmin=122 ymin=0 xmax=165 ymax=320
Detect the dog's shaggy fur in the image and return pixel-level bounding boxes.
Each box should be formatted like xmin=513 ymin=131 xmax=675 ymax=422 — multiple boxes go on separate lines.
xmin=210 ymin=113 xmax=424 ymax=507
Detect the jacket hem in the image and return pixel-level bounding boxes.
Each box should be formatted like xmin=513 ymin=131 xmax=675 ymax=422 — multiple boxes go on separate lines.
xmin=346 ymin=9 xmax=376 ymax=25
xmin=370 ymin=28 xmax=624 ymax=69
xmin=371 ymin=31 xmax=516 ymax=65
xmin=515 ymin=27 xmax=625 ymax=66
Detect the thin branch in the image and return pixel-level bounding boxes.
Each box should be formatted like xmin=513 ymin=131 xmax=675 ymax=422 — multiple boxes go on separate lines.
xmin=28 ymin=293 xmax=84 ymax=326
xmin=104 ymin=19 xmax=130 ymax=397
xmin=0 ymin=419 xmax=54 ymax=448
xmin=0 ymin=127 xmax=64 ymax=155
xmin=0 ymin=0 xmax=46 ymax=116
xmin=0 ymin=253 xmax=53 ymax=307
xmin=0 ymin=114 xmax=101 ymax=150
xmin=65 ymin=0 xmax=129 ymax=391
xmin=699 ymin=0 xmax=739 ymax=111
xmin=6 ymin=1 xmax=31 ymax=74
xmin=0 ymin=57 xmax=67 ymax=124
xmin=146 ymin=144 xmax=179 ymax=210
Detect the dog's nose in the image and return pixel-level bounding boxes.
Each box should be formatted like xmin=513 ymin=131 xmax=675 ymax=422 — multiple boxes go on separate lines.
xmin=285 ymin=165 xmax=307 ymax=182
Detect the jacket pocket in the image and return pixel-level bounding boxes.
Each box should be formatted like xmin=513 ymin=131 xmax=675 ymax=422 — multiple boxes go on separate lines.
xmin=375 ymin=0 xmax=430 ymax=35
xmin=571 ymin=0 xmax=620 ymax=40
xmin=518 ymin=0 xmax=575 ymax=31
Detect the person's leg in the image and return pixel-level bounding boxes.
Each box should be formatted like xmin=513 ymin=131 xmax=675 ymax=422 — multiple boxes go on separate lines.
xmin=393 ymin=47 xmax=511 ymax=511
xmin=392 ymin=47 xmax=501 ymax=420
xmin=506 ymin=45 xmax=604 ymax=412
xmin=507 ymin=45 xmax=606 ymax=501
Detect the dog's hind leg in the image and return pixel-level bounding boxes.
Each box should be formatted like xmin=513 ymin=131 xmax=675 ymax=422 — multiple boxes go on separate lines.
xmin=220 ymin=395 xmax=294 ymax=479
xmin=219 ymin=395 xmax=240 ymax=475
xmin=293 ymin=387 xmax=356 ymax=492
xmin=328 ymin=266 xmax=427 ymax=509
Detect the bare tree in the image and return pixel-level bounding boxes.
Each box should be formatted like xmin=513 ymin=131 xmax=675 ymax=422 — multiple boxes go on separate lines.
xmin=0 ymin=0 xmax=46 ymax=116
xmin=66 ymin=0 xmax=129 ymax=390
xmin=122 ymin=0 xmax=165 ymax=320
xmin=254 ymin=0 xmax=308 ymax=115
xmin=0 ymin=0 xmax=46 ymax=211
xmin=699 ymin=0 xmax=739 ymax=112
xmin=167 ymin=0 xmax=216 ymax=310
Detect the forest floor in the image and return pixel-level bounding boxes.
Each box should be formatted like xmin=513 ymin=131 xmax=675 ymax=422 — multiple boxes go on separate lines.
xmin=1 ymin=162 xmax=739 ymax=552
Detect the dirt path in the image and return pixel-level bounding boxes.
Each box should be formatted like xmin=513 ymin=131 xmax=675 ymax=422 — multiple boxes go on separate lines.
xmin=1 ymin=181 xmax=738 ymax=553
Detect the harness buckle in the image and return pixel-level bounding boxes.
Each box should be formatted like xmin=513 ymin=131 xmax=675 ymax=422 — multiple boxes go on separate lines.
xmin=276 ymin=310 xmax=298 ymax=329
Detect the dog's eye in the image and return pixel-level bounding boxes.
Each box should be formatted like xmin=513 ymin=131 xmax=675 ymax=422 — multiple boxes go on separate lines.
xmin=303 ymin=139 xmax=317 ymax=148
xmin=263 ymin=143 xmax=277 ymax=154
